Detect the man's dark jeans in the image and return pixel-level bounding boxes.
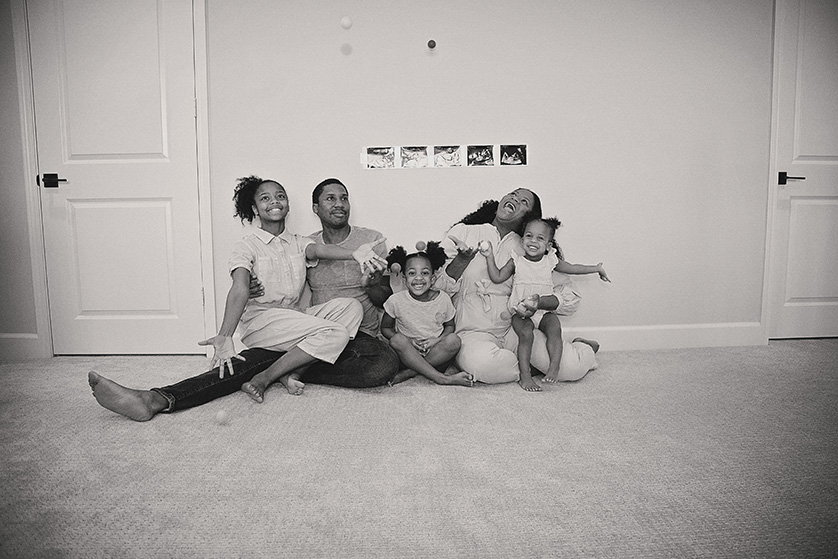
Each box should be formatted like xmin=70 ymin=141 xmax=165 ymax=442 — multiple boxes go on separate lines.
xmin=152 ymin=333 xmax=398 ymax=412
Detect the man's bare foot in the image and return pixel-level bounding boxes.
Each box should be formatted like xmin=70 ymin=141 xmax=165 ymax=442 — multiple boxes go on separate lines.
xmin=518 ymin=375 xmax=542 ymax=392
xmin=279 ymin=372 xmax=304 ymax=396
xmin=439 ymin=371 xmax=473 ymax=387
xmin=573 ymin=337 xmax=600 ymax=353
xmin=240 ymin=381 xmax=265 ymax=403
xmin=88 ymin=371 xmax=165 ymax=421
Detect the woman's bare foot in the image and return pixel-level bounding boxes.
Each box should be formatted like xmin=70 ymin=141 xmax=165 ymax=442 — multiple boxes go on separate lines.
xmin=518 ymin=375 xmax=542 ymax=392
xmin=439 ymin=371 xmax=473 ymax=387
xmin=279 ymin=372 xmax=304 ymax=396
xmin=573 ymin=337 xmax=600 ymax=353
xmin=88 ymin=371 xmax=166 ymax=421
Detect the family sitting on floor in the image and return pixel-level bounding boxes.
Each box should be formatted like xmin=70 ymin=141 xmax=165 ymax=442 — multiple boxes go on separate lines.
xmin=89 ymin=177 xmax=609 ymax=421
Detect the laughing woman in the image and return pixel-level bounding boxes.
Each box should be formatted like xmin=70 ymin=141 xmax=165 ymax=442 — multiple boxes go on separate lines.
xmin=434 ymin=189 xmax=599 ymax=385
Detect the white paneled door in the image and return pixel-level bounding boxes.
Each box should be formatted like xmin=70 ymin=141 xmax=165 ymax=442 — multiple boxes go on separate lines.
xmin=29 ymin=0 xmax=206 ymax=353
xmin=769 ymin=0 xmax=838 ymax=338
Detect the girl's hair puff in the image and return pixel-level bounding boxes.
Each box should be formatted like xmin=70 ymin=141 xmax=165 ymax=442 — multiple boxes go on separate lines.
xmin=233 ymin=175 xmax=284 ymax=223
xmin=523 ymin=216 xmax=564 ymax=260
xmin=386 ymin=245 xmax=408 ymax=271
xmin=386 ymin=241 xmax=447 ymax=273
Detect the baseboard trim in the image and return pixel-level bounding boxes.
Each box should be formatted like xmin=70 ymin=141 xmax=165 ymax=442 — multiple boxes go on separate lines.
xmin=0 ymin=333 xmax=52 ymax=361
xmin=563 ymin=322 xmax=767 ymax=351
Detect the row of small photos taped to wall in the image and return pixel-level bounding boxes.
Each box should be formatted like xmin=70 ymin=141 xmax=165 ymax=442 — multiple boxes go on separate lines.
xmin=364 ymin=144 xmax=527 ymax=169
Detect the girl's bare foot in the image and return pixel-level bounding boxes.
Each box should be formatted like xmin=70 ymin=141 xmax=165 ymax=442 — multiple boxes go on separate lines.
xmin=241 ymin=380 xmax=266 ymax=403
xmin=440 ymin=371 xmax=473 ymax=387
xmin=389 ymin=369 xmax=417 ymax=386
xmin=88 ymin=371 xmax=165 ymax=421
xmin=279 ymin=372 xmax=304 ymax=396
xmin=443 ymin=363 xmax=461 ymax=376
xmin=518 ymin=375 xmax=542 ymax=392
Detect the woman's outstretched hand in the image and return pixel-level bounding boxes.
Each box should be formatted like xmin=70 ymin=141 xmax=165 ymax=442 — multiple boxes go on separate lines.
xmin=353 ymin=238 xmax=388 ymax=274
xmin=448 ymin=235 xmax=478 ymax=262
xmin=198 ymin=335 xmax=245 ymax=378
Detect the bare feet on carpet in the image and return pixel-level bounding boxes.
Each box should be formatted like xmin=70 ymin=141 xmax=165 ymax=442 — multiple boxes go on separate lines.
xmin=518 ymin=376 xmax=542 ymax=392
xmin=280 ymin=372 xmax=305 ymax=395
xmin=389 ymin=368 xmax=417 ymax=386
xmin=389 ymin=367 xmax=473 ymax=387
xmin=443 ymin=363 xmax=474 ymax=387
xmin=241 ymin=372 xmax=304 ymax=403
xmin=240 ymin=381 xmax=265 ymax=403
xmin=442 ymin=371 xmax=474 ymax=387
xmin=88 ymin=371 xmax=165 ymax=421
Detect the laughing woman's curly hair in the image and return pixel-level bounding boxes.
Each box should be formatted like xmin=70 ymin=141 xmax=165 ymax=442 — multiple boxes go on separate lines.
xmin=455 ymin=194 xmax=542 ymax=236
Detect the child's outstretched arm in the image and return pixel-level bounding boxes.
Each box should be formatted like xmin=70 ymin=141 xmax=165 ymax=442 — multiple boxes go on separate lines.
xmin=554 ymin=260 xmax=610 ymax=282
xmin=478 ymin=240 xmax=515 ymax=284
xmin=306 ymin=238 xmax=388 ymax=274
xmin=198 ymin=267 xmax=250 ymax=377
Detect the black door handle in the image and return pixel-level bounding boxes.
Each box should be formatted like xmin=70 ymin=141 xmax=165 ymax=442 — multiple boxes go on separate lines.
xmin=778 ymin=171 xmax=806 ymax=185
xmin=38 ymin=173 xmax=68 ymax=188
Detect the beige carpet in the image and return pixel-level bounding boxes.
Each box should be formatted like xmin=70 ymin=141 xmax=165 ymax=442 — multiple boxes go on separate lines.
xmin=1 ymin=339 xmax=837 ymax=558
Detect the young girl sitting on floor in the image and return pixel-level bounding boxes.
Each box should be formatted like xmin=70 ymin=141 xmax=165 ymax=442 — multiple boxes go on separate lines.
xmin=205 ymin=176 xmax=388 ymax=403
xmin=88 ymin=175 xmax=387 ymax=421
xmin=479 ymin=217 xmax=609 ymax=391
xmin=381 ymin=242 xmax=474 ymax=387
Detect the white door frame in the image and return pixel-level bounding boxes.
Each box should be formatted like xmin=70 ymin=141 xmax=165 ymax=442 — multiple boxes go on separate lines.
xmin=10 ymin=0 xmax=216 ymax=357
xmin=760 ymin=0 xmax=783 ymax=342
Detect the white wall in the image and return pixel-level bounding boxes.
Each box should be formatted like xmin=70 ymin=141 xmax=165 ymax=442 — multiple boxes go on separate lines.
xmin=206 ymin=0 xmax=774 ymax=349
xmin=0 ymin=0 xmax=776 ymax=358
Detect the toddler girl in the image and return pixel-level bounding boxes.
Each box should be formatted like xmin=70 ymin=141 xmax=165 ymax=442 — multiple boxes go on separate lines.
xmin=479 ymin=217 xmax=608 ymax=391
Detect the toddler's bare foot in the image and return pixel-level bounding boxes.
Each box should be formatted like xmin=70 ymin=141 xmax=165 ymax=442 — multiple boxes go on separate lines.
xmin=518 ymin=375 xmax=542 ymax=392
xmin=573 ymin=337 xmax=600 ymax=353
xmin=543 ymin=371 xmax=560 ymax=383
xmin=241 ymin=380 xmax=266 ymax=403
xmin=88 ymin=371 xmax=164 ymax=421
xmin=280 ymin=373 xmax=304 ymax=396
xmin=441 ymin=371 xmax=473 ymax=387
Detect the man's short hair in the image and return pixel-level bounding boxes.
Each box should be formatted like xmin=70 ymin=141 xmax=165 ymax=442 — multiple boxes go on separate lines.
xmin=312 ymin=178 xmax=347 ymax=205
